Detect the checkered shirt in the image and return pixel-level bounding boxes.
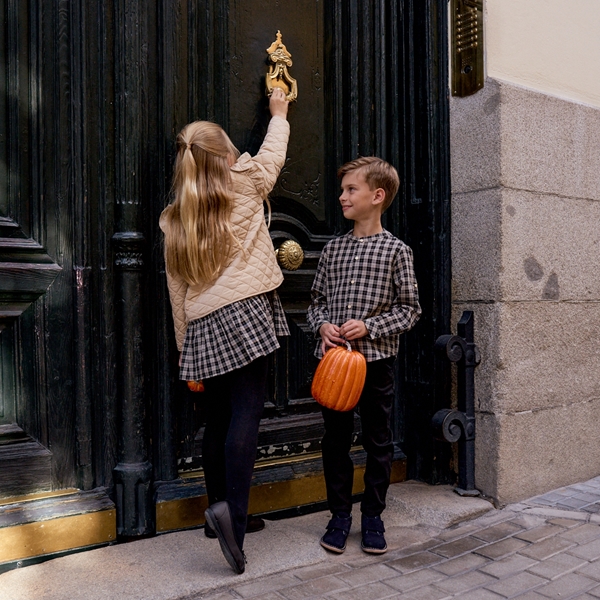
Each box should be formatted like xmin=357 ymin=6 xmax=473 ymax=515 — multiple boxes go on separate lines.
xmin=179 ymin=291 xmax=290 ymax=380
xmin=307 ymin=229 xmax=421 ymax=361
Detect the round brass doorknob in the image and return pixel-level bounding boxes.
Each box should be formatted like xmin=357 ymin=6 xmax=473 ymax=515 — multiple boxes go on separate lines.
xmin=275 ymin=240 xmax=304 ymax=271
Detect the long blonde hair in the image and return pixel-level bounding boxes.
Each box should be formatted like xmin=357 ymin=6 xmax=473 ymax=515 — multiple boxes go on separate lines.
xmin=161 ymin=121 xmax=241 ymax=285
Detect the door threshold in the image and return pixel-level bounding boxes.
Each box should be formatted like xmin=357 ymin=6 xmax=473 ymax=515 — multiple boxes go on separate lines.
xmin=155 ymin=448 xmax=407 ymax=533
xmin=0 ymin=488 xmax=116 ymax=572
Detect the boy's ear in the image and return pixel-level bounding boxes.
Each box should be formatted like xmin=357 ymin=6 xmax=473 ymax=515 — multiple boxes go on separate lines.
xmin=372 ymin=188 xmax=386 ymax=207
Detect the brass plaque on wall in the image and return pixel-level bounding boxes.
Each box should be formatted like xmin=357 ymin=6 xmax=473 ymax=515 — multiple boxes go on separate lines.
xmin=451 ymin=0 xmax=484 ymax=97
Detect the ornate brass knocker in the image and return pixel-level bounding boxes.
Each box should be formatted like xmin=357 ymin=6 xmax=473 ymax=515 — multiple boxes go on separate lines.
xmin=265 ymin=31 xmax=298 ymax=102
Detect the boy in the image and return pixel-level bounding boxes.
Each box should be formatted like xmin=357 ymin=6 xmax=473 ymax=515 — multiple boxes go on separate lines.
xmin=307 ymin=157 xmax=421 ymax=554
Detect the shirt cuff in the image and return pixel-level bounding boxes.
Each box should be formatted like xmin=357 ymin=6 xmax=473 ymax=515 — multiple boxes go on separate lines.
xmin=363 ymin=318 xmax=379 ymax=340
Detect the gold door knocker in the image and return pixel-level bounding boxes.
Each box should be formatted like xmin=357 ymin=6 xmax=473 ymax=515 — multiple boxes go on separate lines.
xmin=265 ymin=31 xmax=298 ymax=102
xmin=275 ymin=240 xmax=304 ymax=270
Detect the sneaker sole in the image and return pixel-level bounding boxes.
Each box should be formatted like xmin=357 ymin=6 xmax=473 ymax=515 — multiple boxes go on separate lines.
xmin=320 ymin=538 xmax=346 ymax=554
xmin=205 ymin=509 xmax=245 ymax=574
xmin=361 ymin=542 xmax=388 ymax=554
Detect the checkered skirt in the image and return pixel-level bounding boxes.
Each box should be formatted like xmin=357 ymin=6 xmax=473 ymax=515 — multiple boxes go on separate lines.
xmin=179 ymin=291 xmax=290 ymax=380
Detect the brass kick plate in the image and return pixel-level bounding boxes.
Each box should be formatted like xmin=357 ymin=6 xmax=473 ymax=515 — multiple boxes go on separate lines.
xmin=266 ymin=31 xmax=298 ymax=102
xmin=451 ymin=0 xmax=484 ymax=97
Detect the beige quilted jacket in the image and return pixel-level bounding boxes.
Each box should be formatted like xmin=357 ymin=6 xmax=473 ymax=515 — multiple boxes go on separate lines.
xmin=160 ymin=116 xmax=290 ymax=351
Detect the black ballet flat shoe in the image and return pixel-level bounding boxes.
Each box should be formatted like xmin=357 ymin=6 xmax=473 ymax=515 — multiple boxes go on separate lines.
xmin=320 ymin=512 xmax=352 ymax=554
xmin=204 ymin=501 xmax=247 ymax=574
xmin=205 ymin=514 xmax=265 ymax=539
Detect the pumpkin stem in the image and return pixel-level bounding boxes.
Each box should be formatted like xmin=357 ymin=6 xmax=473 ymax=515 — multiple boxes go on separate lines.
xmin=344 ymin=341 xmax=352 ymax=352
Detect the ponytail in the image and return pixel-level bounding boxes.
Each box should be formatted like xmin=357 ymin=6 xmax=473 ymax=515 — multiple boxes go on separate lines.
xmin=161 ymin=121 xmax=241 ymax=285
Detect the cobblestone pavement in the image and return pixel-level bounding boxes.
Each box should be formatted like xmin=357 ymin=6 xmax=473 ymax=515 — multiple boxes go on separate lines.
xmin=198 ymin=477 xmax=600 ymax=600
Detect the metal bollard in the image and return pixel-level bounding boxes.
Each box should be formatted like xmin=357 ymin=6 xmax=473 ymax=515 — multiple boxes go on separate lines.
xmin=432 ymin=311 xmax=481 ymax=496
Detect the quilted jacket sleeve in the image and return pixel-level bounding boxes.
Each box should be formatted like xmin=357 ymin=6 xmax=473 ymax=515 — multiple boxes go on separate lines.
xmin=165 ymin=268 xmax=189 ymax=351
xmin=159 ymin=215 xmax=189 ymax=351
xmin=233 ymin=116 xmax=290 ymax=199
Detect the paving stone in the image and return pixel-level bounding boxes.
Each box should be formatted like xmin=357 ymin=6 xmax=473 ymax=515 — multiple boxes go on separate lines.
xmin=479 ymin=553 xmax=540 ymax=578
xmin=548 ymin=517 xmax=585 ymax=529
xmin=574 ymin=493 xmax=600 ymax=503
xmin=574 ymin=595 xmax=600 ymax=600
xmin=556 ymin=498 xmax=589 ymax=510
xmin=291 ymin=562 xmax=352 ymax=581
xmin=474 ymin=537 xmax=530 ymax=560
xmin=577 ymin=560 xmax=600 ymax=581
xmin=233 ymin=573 xmax=301 ymax=598
xmin=201 ymin=592 xmax=240 ymax=600
xmin=280 ymin=576 xmax=350 ymax=600
xmin=507 ymin=514 xmax=548 ymax=530
xmin=388 ymin=551 xmax=445 ymax=573
xmin=236 ymin=594 xmax=285 ymax=600
xmin=385 ymin=568 xmax=447 ymax=593
xmin=587 ymin=584 xmax=600 ymax=597
xmin=571 ymin=484 xmax=600 ymax=493
xmin=473 ymin=522 xmax=525 ymax=543
xmin=453 ymin=589 xmax=505 ymax=600
xmin=522 ymin=508 xmax=587 ymax=522
xmin=530 ymin=499 xmax=557 ymax=507
xmin=323 ymin=581 xmax=399 ymax=600
xmin=509 ymin=593 xmax=551 ymax=600
xmin=335 ymin=563 xmax=399 ymax=587
xmin=432 ymin=553 xmax=491 ymax=576
xmin=431 ymin=536 xmax=487 ymax=558
xmin=384 ymin=538 xmax=441 ymax=560
xmin=436 ymin=523 xmax=484 ymax=542
xmin=518 ymin=536 xmax=575 ymax=561
xmin=584 ymin=505 xmax=600 ymax=514
xmin=569 ymin=539 xmax=600 ymax=561
xmin=434 ymin=569 xmax=496 ymax=594
xmin=534 ymin=572 xmax=597 ymax=598
xmin=514 ymin=525 xmax=566 ymax=543
xmin=525 ymin=552 xmax=588 ymax=580
xmin=484 ymin=571 xmax=547 ymax=598
xmin=401 ymin=584 xmax=453 ymax=600
xmin=559 ymin=524 xmax=600 ymax=545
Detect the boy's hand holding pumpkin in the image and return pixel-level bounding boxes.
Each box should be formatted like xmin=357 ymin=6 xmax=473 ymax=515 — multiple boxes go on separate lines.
xmin=319 ymin=322 xmax=344 ymax=354
xmin=339 ymin=319 xmax=368 ymax=341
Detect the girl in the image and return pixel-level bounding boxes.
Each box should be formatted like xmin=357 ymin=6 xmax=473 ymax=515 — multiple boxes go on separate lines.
xmin=160 ymin=88 xmax=290 ymax=574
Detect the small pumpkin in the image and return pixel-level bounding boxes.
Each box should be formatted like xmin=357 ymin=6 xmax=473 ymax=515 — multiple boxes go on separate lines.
xmin=311 ymin=342 xmax=366 ymax=411
xmin=187 ymin=380 xmax=205 ymax=393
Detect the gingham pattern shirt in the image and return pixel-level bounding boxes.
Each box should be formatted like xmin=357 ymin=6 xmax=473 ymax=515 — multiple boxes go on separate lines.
xmin=179 ymin=291 xmax=289 ymax=380
xmin=307 ymin=229 xmax=421 ymax=361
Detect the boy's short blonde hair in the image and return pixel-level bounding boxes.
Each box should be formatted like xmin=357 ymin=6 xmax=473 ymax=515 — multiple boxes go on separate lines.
xmin=337 ymin=156 xmax=400 ymax=212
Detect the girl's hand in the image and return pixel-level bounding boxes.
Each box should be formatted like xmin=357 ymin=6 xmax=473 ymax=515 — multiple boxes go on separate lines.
xmin=339 ymin=319 xmax=368 ymax=341
xmin=269 ymin=87 xmax=289 ymax=119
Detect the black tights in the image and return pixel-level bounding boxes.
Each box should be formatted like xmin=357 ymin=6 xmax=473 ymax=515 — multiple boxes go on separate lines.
xmin=201 ymin=355 xmax=268 ymax=549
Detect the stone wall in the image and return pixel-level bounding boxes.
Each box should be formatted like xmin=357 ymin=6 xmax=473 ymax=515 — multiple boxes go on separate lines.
xmin=450 ymin=78 xmax=600 ymax=505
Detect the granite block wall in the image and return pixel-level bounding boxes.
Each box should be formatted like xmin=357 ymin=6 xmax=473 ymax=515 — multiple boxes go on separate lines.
xmin=450 ymin=79 xmax=600 ymax=504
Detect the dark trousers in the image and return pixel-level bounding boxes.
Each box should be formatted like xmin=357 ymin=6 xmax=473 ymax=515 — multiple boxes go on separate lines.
xmin=321 ymin=356 xmax=395 ymax=518
xmin=202 ymin=355 xmax=268 ymax=549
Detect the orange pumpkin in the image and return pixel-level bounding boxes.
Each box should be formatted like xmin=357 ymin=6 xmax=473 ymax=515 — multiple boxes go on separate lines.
xmin=311 ymin=343 xmax=366 ymax=411
xmin=187 ymin=380 xmax=205 ymax=393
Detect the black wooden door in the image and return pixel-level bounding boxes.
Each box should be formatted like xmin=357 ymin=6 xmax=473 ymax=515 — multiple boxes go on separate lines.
xmin=175 ymin=0 xmax=453 ymax=492
xmin=0 ymin=0 xmax=452 ymax=536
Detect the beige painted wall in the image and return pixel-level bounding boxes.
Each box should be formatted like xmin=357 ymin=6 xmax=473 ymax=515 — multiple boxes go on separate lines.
xmin=485 ymin=0 xmax=600 ymax=109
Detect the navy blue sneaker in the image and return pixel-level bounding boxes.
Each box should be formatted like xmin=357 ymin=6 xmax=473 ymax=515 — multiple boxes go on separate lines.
xmin=320 ymin=512 xmax=352 ymax=553
xmin=361 ymin=514 xmax=387 ymax=554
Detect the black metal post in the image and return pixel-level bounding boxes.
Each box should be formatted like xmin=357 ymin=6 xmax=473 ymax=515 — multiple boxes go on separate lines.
xmin=112 ymin=233 xmax=154 ymax=536
xmin=431 ymin=311 xmax=481 ymax=496
xmin=111 ymin=0 xmax=154 ymax=537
